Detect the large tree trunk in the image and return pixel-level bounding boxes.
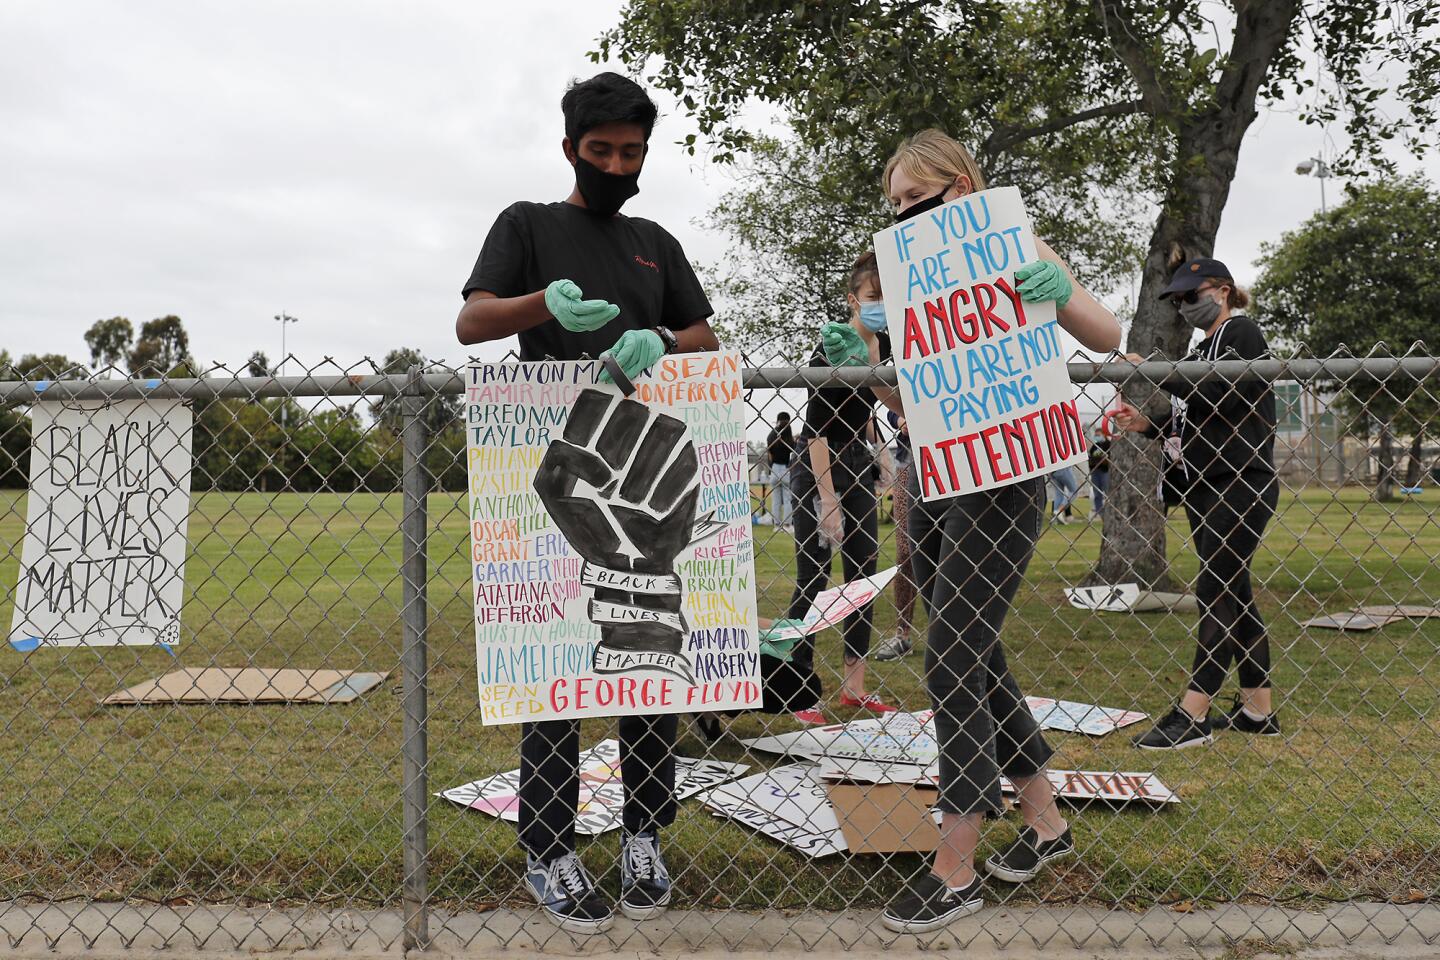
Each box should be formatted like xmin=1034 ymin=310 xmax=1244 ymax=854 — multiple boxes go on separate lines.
xmin=1403 ymin=429 xmax=1424 ymax=488
xmin=1376 ymin=420 xmax=1397 ymax=501
xmin=1092 ymin=0 xmax=1301 ymax=588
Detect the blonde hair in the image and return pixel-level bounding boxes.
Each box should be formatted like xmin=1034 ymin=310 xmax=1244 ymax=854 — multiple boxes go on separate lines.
xmin=882 ymin=128 xmax=988 ymax=202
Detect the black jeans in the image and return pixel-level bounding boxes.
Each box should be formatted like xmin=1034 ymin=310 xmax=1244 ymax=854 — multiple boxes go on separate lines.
xmin=908 ymin=470 xmax=1053 ymax=815
xmin=788 ymin=442 xmax=879 ymax=662
xmin=1182 ymin=471 xmax=1279 ymax=697
xmin=519 ymin=714 xmax=678 ymax=863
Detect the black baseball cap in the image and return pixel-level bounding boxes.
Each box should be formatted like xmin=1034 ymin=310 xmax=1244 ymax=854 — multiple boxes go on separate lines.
xmin=1158 ymin=257 xmax=1233 ymax=299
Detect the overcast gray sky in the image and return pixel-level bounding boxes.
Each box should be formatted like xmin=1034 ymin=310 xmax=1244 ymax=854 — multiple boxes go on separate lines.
xmin=2 ymin=1 xmax=1436 ymax=374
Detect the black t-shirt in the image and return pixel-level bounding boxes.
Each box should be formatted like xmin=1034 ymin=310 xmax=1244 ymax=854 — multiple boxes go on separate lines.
xmin=802 ymin=333 xmax=891 ymax=449
xmin=1145 ymin=314 xmax=1276 ymax=481
xmin=766 ymin=426 xmax=795 ymax=466
xmin=462 ymin=201 xmax=713 ymax=362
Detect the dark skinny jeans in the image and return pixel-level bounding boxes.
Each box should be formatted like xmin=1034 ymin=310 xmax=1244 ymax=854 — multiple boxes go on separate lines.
xmin=788 ymin=441 xmax=879 ymax=663
xmin=907 ymin=470 xmax=1053 ymax=815
xmin=1182 ymin=471 xmax=1278 ymax=697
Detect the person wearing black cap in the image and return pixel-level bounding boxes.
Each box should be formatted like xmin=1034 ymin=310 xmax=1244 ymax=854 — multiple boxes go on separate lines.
xmin=456 ymin=72 xmax=718 ymax=934
xmin=1114 ymin=257 xmax=1280 ymax=750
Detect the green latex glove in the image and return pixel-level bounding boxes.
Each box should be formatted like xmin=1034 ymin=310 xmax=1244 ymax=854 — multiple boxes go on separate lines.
xmin=545 ymin=278 xmax=620 ymax=332
xmin=821 ymin=322 xmax=869 ymax=367
xmin=758 ymin=619 xmax=806 ymax=662
xmin=1014 ymin=260 xmax=1073 ymax=309
xmin=598 ymin=328 xmax=665 ymax=384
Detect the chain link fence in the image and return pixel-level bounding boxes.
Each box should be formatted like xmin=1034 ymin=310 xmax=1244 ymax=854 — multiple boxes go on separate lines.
xmin=0 ymin=354 xmax=1436 ymax=953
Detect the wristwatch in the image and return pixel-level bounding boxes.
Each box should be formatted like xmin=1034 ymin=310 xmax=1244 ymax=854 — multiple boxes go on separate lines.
xmin=654 ymin=325 xmax=679 ymax=355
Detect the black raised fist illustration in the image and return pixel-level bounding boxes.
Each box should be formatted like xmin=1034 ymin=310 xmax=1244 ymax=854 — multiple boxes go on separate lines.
xmin=534 ymin=388 xmax=724 ymax=669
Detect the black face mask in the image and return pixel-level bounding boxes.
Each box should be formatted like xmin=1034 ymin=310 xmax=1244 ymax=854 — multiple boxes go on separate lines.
xmin=894 ymin=182 xmax=954 ymax=223
xmin=573 ymin=155 xmax=641 ymax=217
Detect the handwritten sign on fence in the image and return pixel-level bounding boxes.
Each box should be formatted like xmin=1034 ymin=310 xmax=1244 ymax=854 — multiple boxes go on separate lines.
xmin=464 ymin=353 xmax=760 ymax=724
xmin=873 ymin=186 xmax=1087 ymax=500
xmin=8 ymin=399 xmax=193 ymax=649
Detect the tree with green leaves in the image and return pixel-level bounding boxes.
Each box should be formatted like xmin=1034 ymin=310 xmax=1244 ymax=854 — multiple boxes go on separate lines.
xmin=1254 ymin=176 xmax=1440 ymax=500
xmin=246 ymin=351 xmax=272 ymax=378
xmin=128 ymin=315 xmax=192 ymax=377
xmin=83 ymin=317 xmax=134 ymax=373
xmin=601 ymin=0 xmax=1440 ymax=586
xmin=13 ymin=353 xmax=88 ymax=380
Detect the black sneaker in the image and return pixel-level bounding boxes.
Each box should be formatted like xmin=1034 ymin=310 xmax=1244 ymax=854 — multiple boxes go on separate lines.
xmin=1133 ymin=706 xmax=1214 ymax=750
xmin=880 ymin=872 xmax=984 ymax=934
xmin=984 ymin=826 xmax=1075 ymax=883
xmin=619 ymin=829 xmax=672 ymax=921
xmin=1213 ymin=697 xmax=1282 ymax=736
xmin=524 ymin=852 xmax=614 ymax=935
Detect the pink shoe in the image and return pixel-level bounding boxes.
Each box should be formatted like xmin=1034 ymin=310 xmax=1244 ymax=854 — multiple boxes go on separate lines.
xmin=839 ymin=692 xmax=898 ymax=714
xmin=793 ymin=706 xmax=829 ymax=725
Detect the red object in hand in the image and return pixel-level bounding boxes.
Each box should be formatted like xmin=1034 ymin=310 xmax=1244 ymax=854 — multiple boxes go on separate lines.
xmin=1100 ymin=408 xmax=1120 ymax=438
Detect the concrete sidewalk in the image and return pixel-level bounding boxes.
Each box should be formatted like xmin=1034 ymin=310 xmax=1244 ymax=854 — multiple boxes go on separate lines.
xmin=2 ymin=900 xmax=1436 ymax=958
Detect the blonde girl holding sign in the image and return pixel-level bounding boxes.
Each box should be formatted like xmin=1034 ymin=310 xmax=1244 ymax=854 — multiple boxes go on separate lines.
xmin=827 ymin=129 xmax=1120 ymax=933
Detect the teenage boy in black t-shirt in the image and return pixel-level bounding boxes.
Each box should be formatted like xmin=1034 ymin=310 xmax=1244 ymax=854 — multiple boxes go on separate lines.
xmin=456 ymin=72 xmax=718 ymax=936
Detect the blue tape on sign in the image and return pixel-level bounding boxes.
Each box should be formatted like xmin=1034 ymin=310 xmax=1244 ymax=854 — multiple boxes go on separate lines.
xmin=143 ymin=378 xmax=162 ymax=389
xmin=33 ymin=380 xmax=51 ymax=394
xmin=157 ymin=642 xmax=176 ymax=657
xmin=9 ymin=637 xmax=42 ymax=653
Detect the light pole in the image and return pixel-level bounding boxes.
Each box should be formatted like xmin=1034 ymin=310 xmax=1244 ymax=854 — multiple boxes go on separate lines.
xmin=274 ymin=312 xmax=299 ymax=375
xmin=1295 ymin=156 xmax=1332 ymax=213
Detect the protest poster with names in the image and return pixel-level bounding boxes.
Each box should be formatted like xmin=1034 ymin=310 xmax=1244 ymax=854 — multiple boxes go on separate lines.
xmin=873 ymin=186 xmax=1087 ymax=501
xmin=9 ymin=399 xmax=193 ymax=649
xmin=464 ymin=353 xmax=760 ymax=724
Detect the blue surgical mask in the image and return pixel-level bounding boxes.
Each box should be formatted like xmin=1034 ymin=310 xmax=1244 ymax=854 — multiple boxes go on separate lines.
xmin=858 ymin=301 xmax=888 ymax=332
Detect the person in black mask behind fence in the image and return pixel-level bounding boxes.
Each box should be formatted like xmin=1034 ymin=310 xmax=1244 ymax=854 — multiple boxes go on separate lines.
xmin=1114 ymin=257 xmax=1280 ymax=750
xmin=456 ymin=72 xmax=718 ymax=935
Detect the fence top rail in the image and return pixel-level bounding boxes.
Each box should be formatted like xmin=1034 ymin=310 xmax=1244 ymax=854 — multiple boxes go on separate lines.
xmin=2 ymin=356 xmax=1438 ymax=402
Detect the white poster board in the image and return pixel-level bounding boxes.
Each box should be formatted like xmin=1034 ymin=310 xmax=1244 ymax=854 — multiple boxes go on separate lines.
xmin=764 ymin=566 xmax=899 ymax=642
xmin=1025 ymin=696 xmax=1148 ymax=736
xmin=873 ymin=186 xmax=1087 ymax=501
xmin=701 ymin=762 xmax=840 ymax=834
xmin=465 ymin=353 xmax=760 ymax=724
xmin=438 ymin=739 xmax=748 ymax=835
xmin=9 ymin=399 xmax=193 ymax=650
xmin=820 ymin=711 xmax=938 ymax=765
xmin=1001 ymin=769 xmax=1179 ymax=805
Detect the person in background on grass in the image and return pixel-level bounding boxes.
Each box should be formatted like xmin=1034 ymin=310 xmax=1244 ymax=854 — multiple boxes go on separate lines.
xmin=1114 ymin=257 xmax=1280 ymax=751
xmin=1048 ymin=464 xmax=1079 ymax=524
xmin=766 ymin=411 xmax=796 ymax=527
xmin=1087 ymin=432 xmax=1111 ymax=520
xmin=454 ymin=71 xmax=718 ymax=936
xmin=831 ymin=129 xmax=1120 ymax=934
xmin=875 ymin=409 xmax=919 ymax=661
xmin=786 ymin=251 xmax=896 ymax=724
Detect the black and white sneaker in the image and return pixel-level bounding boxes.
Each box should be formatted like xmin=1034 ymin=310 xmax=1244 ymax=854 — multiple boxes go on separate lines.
xmin=525 ymin=852 xmax=613 ymax=935
xmin=619 ymin=829 xmax=672 ymax=920
xmin=1213 ymin=697 xmax=1282 ymax=736
xmin=880 ymin=872 xmax=984 ymax=934
xmin=984 ymin=826 xmax=1075 ymax=883
xmin=873 ymin=634 xmax=914 ymax=662
xmin=1133 ymin=706 xmax=1214 ymax=750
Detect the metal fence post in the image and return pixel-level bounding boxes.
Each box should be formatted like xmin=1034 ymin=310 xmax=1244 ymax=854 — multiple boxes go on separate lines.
xmin=399 ymin=366 xmax=431 ymax=951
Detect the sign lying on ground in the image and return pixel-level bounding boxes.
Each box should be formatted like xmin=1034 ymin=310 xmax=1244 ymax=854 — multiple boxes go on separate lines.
xmin=1026 ymin=696 xmax=1148 ymax=736
xmin=1064 ymin=583 xmax=1198 ymax=613
xmin=873 ymin=186 xmax=1086 ymax=501
xmin=764 ymin=567 xmax=900 ymax=642
xmin=820 ymin=711 xmax=938 ymax=765
xmin=1302 ymin=604 xmax=1440 ymax=632
xmin=701 ymin=762 xmax=849 ymax=857
xmin=1001 ymin=769 xmax=1179 ymax=805
xmin=9 ymin=399 xmax=193 ymax=651
xmin=103 ymin=667 xmax=387 ymax=705
xmin=439 ymin=738 xmax=748 ymax=835
xmin=464 ymin=354 xmax=760 ymax=724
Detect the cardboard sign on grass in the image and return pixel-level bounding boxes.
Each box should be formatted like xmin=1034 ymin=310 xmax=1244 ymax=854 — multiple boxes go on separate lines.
xmin=9 ymin=399 xmax=193 ymax=651
xmin=464 ymin=354 xmax=760 ymax=724
xmin=873 ymin=187 xmax=1086 ymax=501
xmin=1001 ymin=769 xmax=1178 ymax=805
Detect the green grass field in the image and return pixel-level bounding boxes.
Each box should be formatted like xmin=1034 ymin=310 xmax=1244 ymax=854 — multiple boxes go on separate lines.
xmin=0 ymin=486 xmax=1437 ymax=910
